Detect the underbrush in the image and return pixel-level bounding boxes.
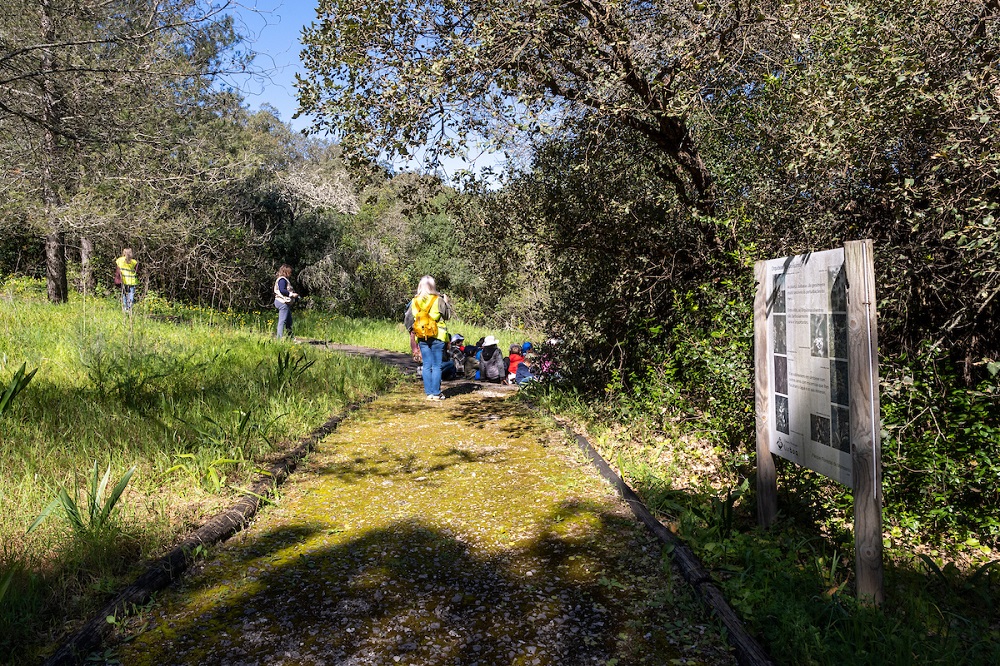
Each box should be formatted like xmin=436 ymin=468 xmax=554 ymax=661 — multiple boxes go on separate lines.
xmin=525 ymin=289 xmax=1000 ymax=664
xmin=0 ymin=280 xmax=399 ymax=662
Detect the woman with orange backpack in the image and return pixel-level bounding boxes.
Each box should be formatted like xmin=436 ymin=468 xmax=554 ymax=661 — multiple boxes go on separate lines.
xmin=408 ymin=275 xmax=450 ymax=400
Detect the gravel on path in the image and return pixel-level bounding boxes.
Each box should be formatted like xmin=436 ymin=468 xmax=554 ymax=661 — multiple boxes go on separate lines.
xmin=114 ymin=382 xmax=735 ymax=665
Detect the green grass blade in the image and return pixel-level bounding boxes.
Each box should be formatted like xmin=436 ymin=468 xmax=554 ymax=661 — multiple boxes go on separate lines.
xmin=58 ymin=488 xmax=86 ymax=533
xmin=99 ymin=465 xmax=136 ymax=526
xmin=95 ymin=464 xmax=112 ymax=522
xmin=26 ymin=496 xmax=61 ymax=534
xmin=0 ymin=362 xmax=37 ymax=416
xmin=0 ymin=567 xmax=15 ymax=605
xmin=968 ymin=559 xmax=1000 ymax=586
xmin=87 ymin=461 xmax=103 ymax=526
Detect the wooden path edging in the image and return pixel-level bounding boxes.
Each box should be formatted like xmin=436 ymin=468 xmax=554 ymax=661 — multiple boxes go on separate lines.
xmin=43 ymin=399 xmax=372 ymax=666
xmin=563 ymin=425 xmax=775 ymax=666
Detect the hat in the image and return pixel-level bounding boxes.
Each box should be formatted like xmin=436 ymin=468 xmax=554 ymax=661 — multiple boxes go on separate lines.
xmin=483 ymin=335 xmax=499 ymax=347
xmin=451 ymin=333 xmax=464 ymax=343
xmin=521 ymin=341 xmax=533 ymax=353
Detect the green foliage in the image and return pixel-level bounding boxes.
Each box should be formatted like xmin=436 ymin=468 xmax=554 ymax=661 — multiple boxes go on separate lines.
xmin=881 ymin=349 xmax=1000 ymax=541
xmin=291 ymin=172 xmax=489 ymax=320
xmin=166 ymin=454 xmax=244 ymax=494
xmin=55 ymin=462 xmax=136 ymax=537
xmin=0 ymin=567 xmax=13 ymax=607
xmin=81 ymin=329 xmax=195 ymax=411
xmin=272 ymin=350 xmax=317 ymax=388
xmin=598 ymin=427 xmax=1000 ymax=664
xmin=0 ymin=291 xmax=400 ymax=662
xmin=702 ymin=0 xmax=1000 ymax=368
xmin=298 ymin=0 xmax=730 ymax=210
xmin=918 ymin=554 xmax=1000 ymax=610
xmin=702 ymin=526 xmax=1000 ymax=665
xmin=0 ymin=362 xmax=37 ymax=418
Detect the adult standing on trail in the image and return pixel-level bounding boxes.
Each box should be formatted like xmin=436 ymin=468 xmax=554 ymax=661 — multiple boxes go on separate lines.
xmin=115 ymin=248 xmax=138 ymax=313
xmin=274 ymin=264 xmax=299 ymax=339
xmin=409 ymin=275 xmax=450 ymax=400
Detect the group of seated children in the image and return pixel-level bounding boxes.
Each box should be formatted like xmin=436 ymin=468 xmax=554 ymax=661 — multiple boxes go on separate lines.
xmin=443 ymin=335 xmax=535 ymax=386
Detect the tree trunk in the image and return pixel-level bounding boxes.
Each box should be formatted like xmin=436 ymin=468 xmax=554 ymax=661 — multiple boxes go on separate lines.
xmin=41 ymin=0 xmax=67 ymax=303
xmin=45 ymin=231 xmax=68 ymax=302
xmin=80 ymin=236 xmax=94 ymax=292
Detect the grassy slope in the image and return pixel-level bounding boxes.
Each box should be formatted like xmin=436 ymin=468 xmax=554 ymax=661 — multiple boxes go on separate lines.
xmin=0 ymin=279 xmax=399 ymax=660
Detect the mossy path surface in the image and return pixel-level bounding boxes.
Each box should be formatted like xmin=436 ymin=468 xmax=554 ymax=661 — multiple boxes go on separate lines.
xmin=116 ymin=382 xmax=734 ymax=665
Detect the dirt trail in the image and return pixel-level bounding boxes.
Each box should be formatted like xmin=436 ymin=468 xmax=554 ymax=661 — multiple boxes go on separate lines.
xmin=114 ymin=379 xmax=734 ymax=665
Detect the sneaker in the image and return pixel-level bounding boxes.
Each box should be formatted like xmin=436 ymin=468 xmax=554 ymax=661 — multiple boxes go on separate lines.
xmin=426 ymin=394 xmax=437 ymax=401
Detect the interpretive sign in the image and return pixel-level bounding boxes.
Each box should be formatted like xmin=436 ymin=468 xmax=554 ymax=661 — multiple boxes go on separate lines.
xmin=753 ymin=240 xmax=884 ymax=604
xmin=764 ymin=248 xmax=852 ymax=486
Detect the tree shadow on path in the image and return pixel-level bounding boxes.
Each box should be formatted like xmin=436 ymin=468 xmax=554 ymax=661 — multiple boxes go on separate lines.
xmin=119 ymin=507 xmax=722 ymax=666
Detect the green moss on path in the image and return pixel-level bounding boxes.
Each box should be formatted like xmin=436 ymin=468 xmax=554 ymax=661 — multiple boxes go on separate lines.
xmin=116 ymin=383 xmax=734 ymax=665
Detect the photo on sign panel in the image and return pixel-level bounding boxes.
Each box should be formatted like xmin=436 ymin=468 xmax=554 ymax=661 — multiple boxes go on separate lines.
xmin=832 ymin=405 xmax=851 ymax=453
xmin=829 ymin=265 xmax=847 ymax=312
xmin=773 ymin=315 xmax=787 ymax=354
xmin=811 ymin=413 xmax=831 ymax=446
xmin=776 ymin=395 xmax=790 ymax=434
xmin=810 ymin=314 xmax=829 ymax=358
xmin=773 ymin=274 xmax=786 ymax=314
xmin=774 ymin=355 xmax=788 ymax=395
xmin=831 ymin=359 xmax=849 ymax=406
xmin=831 ymin=313 xmax=848 ymax=359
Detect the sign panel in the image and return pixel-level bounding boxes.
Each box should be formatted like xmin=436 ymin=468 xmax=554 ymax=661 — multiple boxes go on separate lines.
xmin=765 ymin=248 xmax=852 ymax=486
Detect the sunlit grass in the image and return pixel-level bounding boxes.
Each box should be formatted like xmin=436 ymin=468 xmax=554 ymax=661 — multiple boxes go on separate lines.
xmin=0 ymin=277 xmax=399 ymax=661
xmin=293 ymin=310 xmax=540 ymax=357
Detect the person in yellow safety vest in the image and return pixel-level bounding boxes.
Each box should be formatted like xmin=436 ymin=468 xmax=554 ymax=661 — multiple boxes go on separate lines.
xmin=409 ymin=275 xmax=450 ymax=400
xmin=115 ymin=248 xmax=138 ymax=313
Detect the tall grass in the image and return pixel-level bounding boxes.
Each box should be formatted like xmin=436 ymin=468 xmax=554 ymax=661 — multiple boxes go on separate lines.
xmin=0 ymin=278 xmax=399 ymax=661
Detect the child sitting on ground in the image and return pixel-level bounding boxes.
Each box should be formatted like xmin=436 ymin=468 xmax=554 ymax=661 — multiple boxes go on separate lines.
xmin=507 ymin=343 xmax=525 ymax=384
xmin=477 ymin=336 xmax=505 ymax=383
xmin=515 ymin=354 xmax=536 ymax=386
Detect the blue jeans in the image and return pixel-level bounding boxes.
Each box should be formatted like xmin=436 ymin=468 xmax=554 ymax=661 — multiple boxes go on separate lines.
xmin=418 ymin=338 xmax=445 ymax=396
xmin=275 ymin=300 xmax=292 ymax=338
xmin=122 ymin=286 xmax=135 ymax=312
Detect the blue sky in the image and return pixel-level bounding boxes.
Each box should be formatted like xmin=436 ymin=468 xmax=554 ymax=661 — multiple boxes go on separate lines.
xmin=233 ymin=0 xmax=502 ymax=177
xmin=229 ymin=1 xmax=316 ymax=131
xmin=228 ymin=1 xmax=504 ymax=180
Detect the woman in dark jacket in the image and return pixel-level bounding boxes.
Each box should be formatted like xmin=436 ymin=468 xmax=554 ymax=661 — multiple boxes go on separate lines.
xmin=273 ymin=265 xmax=298 ymax=338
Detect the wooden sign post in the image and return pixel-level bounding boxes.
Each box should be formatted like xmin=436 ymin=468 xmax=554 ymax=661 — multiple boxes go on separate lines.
xmin=844 ymin=240 xmax=884 ymax=604
xmin=753 ymin=240 xmax=884 ymax=605
xmin=754 ymin=260 xmax=778 ymax=529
